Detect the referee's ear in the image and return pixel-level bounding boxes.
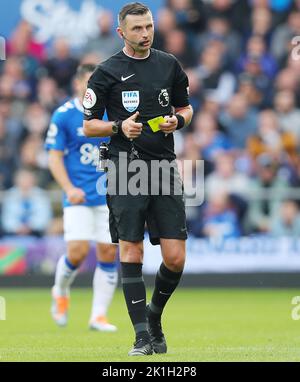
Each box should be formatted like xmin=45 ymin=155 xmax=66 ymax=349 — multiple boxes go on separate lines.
xmin=116 ymin=26 xmax=124 ymax=40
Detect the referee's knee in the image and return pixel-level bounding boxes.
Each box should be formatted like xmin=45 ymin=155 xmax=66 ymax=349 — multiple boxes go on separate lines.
xmin=119 ymin=241 xmax=143 ymax=263
xmin=164 ymin=254 xmax=185 ymax=273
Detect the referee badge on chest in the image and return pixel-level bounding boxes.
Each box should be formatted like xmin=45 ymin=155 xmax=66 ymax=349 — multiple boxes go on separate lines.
xmin=122 ymin=91 xmax=140 ymax=112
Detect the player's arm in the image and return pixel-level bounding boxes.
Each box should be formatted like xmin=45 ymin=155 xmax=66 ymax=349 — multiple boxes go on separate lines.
xmin=48 ymin=150 xmax=86 ymax=204
xmin=45 ymin=113 xmax=85 ymax=205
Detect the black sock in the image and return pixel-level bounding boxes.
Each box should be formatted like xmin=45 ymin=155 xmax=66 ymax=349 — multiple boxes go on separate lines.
xmin=149 ymin=263 xmax=183 ymax=320
xmin=120 ymin=262 xmax=149 ymax=340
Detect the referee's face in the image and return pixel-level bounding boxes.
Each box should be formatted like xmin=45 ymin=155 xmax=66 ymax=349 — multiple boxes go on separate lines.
xmin=121 ymin=12 xmax=154 ymax=53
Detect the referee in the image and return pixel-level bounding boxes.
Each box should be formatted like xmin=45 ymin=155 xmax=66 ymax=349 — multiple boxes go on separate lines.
xmin=83 ymin=2 xmax=193 ymax=356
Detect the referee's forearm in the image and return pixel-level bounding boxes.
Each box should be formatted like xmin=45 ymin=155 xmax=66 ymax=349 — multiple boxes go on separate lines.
xmin=175 ymin=105 xmax=193 ymax=128
xmin=83 ymin=119 xmax=114 ymax=137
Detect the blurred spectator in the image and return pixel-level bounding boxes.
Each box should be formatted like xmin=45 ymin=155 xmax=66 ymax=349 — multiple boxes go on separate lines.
xmin=177 ymin=133 xmax=204 ymax=221
xmin=196 ymin=16 xmax=242 ymax=67
xmin=219 ymin=93 xmax=258 ymax=148
xmin=184 ymin=68 xmax=202 ymax=113
xmin=19 ymin=135 xmax=49 ymax=187
xmin=196 ymin=44 xmax=236 ymax=104
xmin=0 ymin=98 xmax=24 ymax=188
xmin=1 ymin=169 xmax=52 ymax=237
xmin=164 ymin=28 xmax=197 ymax=68
xmin=84 ymin=10 xmax=123 ymax=59
xmin=18 ymin=103 xmax=51 ymax=187
xmin=293 ymin=0 xmax=300 ymax=11
xmin=247 ymin=153 xmax=288 ymax=233
xmin=247 ymin=109 xmax=297 ymax=160
xmin=275 ymin=68 xmax=300 ymax=107
xmin=193 ymin=111 xmax=232 ymax=163
xmin=190 ymin=191 xmax=241 ymax=239
xmin=246 ymin=7 xmax=273 ymax=47
xmin=80 ymin=52 xmax=102 ymax=66
xmin=270 ymin=11 xmax=300 ymax=62
xmin=270 ymin=199 xmax=300 ymax=237
xmin=205 ymin=152 xmax=250 ymax=199
xmin=252 ymin=0 xmax=293 ymax=29
xmin=36 ymin=78 xmax=61 ymax=113
xmin=0 ymin=115 xmax=18 ymax=189
xmin=201 ymin=94 xmax=222 ymax=117
xmin=286 ymin=51 xmax=300 ymax=76
xmin=0 ymin=97 xmax=24 ymax=147
xmin=274 ymin=90 xmax=300 ymax=142
xmin=0 ymin=56 xmax=32 ymax=100
xmin=43 ymin=38 xmax=78 ymax=94
xmin=205 ymin=152 xmax=250 ymax=226
xmin=236 ymin=35 xmax=277 ymax=79
xmin=237 ymin=73 xmax=268 ymax=109
xmin=236 ymin=37 xmax=275 ymax=108
xmin=153 ymin=7 xmax=177 ymax=51
xmin=205 ymin=0 xmax=251 ymax=33
xmin=22 ymin=102 xmax=50 ymax=140
xmin=6 ymin=20 xmax=45 ymax=93
xmin=166 ymin=0 xmax=207 ymax=36
xmin=7 ymin=20 xmax=46 ymax=63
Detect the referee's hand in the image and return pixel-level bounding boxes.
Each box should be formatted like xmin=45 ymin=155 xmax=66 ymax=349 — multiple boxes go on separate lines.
xmin=122 ymin=111 xmax=143 ymax=139
xmin=66 ymin=187 xmax=86 ymax=205
xmin=159 ymin=115 xmax=178 ymax=135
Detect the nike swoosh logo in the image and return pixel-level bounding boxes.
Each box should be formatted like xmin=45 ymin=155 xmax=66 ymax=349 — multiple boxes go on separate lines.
xmin=132 ymin=299 xmax=144 ymax=304
xmin=159 ymin=291 xmax=171 ymax=296
xmin=121 ymin=74 xmax=135 ymax=81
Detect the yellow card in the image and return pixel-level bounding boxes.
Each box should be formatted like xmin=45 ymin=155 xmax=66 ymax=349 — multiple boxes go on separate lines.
xmin=147 ymin=116 xmax=165 ymax=133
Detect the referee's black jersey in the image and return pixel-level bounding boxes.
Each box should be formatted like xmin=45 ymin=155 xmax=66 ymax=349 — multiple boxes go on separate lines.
xmin=83 ymin=49 xmax=190 ymax=160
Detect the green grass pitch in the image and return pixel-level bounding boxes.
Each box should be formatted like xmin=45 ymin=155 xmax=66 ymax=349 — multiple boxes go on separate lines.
xmin=0 ymin=288 xmax=299 ymax=362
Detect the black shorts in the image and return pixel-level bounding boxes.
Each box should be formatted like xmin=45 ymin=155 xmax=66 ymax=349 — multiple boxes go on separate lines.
xmin=106 ymin=155 xmax=187 ymax=245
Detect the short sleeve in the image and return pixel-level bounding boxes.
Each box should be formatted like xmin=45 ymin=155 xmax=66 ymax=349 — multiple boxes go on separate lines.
xmin=44 ymin=109 xmax=67 ymax=151
xmin=171 ymin=58 xmax=190 ymax=108
xmin=83 ymin=67 xmax=109 ymax=121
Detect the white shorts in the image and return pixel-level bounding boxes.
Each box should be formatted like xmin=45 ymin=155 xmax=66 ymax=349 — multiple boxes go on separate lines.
xmin=63 ymin=205 xmax=113 ymax=243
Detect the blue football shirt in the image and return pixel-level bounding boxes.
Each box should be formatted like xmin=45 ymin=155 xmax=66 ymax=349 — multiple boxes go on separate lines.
xmin=45 ymin=98 xmax=109 ymax=207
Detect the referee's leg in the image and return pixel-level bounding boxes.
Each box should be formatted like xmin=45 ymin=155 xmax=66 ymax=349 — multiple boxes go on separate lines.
xmin=146 ymin=239 xmax=185 ymax=353
xmin=154 ymin=239 xmax=186 ymax=311
xmin=160 ymin=238 xmax=186 ymax=272
xmin=119 ymin=240 xmax=154 ymax=355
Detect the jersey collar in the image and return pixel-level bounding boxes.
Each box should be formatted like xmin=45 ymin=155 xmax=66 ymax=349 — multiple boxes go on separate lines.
xmin=122 ymin=48 xmax=151 ymax=60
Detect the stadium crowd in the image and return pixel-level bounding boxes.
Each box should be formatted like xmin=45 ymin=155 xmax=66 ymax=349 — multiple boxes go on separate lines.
xmin=1 ymin=0 xmax=300 ymax=240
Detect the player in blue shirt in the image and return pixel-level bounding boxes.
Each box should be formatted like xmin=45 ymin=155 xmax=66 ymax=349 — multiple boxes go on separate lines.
xmin=45 ymin=64 xmax=118 ymax=331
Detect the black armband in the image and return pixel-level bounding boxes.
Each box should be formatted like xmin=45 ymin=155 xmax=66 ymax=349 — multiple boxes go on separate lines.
xmin=118 ymin=121 xmax=128 ymax=138
xmin=175 ymin=114 xmax=185 ymax=130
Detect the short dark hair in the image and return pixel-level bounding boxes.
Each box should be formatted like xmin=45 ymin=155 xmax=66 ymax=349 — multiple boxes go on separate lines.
xmin=118 ymin=2 xmax=151 ymax=25
xmin=75 ymin=64 xmax=96 ymax=79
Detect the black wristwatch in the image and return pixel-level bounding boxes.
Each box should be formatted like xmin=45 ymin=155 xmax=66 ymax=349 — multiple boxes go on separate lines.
xmin=112 ymin=120 xmax=123 ymax=135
